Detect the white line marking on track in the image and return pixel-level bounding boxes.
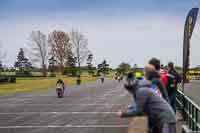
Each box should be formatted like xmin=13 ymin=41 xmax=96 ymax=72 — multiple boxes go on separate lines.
xmin=0 ymin=112 xmax=118 ymax=115
xmin=0 ymin=125 xmax=143 ymax=129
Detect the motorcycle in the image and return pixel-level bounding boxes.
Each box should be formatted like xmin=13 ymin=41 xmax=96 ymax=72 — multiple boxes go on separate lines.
xmin=118 ymin=76 xmax=123 ymax=82
xmin=56 ymin=83 xmax=64 ymax=98
xmin=100 ymin=78 xmax=104 ymax=83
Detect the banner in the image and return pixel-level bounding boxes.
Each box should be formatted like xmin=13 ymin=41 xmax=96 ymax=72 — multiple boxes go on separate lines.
xmin=183 ymin=8 xmax=199 ymax=84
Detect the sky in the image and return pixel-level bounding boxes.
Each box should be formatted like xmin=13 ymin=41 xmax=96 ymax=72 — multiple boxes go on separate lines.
xmin=0 ymin=0 xmax=200 ymax=68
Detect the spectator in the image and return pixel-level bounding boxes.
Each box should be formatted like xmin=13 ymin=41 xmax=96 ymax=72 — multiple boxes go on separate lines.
xmin=117 ymin=64 xmax=176 ymax=133
xmin=149 ymin=58 xmax=167 ymax=84
xmin=149 ymin=58 xmax=161 ymax=71
xmin=167 ymin=62 xmax=181 ymax=113
xmin=148 ymin=58 xmax=169 ymax=102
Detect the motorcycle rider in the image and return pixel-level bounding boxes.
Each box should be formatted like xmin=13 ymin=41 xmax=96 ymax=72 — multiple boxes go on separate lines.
xmin=118 ymin=73 xmax=123 ymax=82
xmin=100 ymin=72 xmax=105 ymax=83
xmin=56 ymin=79 xmax=65 ymax=92
xmin=113 ymin=72 xmax=118 ymax=80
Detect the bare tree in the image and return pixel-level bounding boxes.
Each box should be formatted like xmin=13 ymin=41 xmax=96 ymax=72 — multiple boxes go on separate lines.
xmin=48 ymin=30 xmax=71 ymax=73
xmin=70 ymin=29 xmax=90 ymax=73
xmin=27 ymin=31 xmax=48 ymax=76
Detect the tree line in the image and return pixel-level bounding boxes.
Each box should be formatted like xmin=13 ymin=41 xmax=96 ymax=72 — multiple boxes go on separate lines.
xmin=1 ymin=29 xmax=92 ymax=77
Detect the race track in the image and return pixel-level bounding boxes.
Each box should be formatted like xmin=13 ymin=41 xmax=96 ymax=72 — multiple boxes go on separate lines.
xmin=0 ymin=79 xmax=139 ymax=133
xmin=184 ymin=80 xmax=200 ymax=106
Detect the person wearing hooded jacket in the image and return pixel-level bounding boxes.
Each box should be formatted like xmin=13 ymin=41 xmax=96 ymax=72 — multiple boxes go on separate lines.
xmin=148 ymin=68 xmax=170 ymax=103
xmin=117 ymin=64 xmax=176 ymax=133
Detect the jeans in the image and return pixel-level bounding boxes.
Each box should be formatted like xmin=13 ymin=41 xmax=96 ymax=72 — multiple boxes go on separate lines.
xmin=161 ymin=123 xmax=176 ymax=133
xmin=169 ymin=92 xmax=176 ymax=113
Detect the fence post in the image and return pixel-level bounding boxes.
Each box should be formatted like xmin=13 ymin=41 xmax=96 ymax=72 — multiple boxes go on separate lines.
xmin=192 ymin=104 xmax=195 ymax=130
xmin=182 ymin=83 xmax=186 ymax=121
xmin=195 ymin=108 xmax=198 ymax=131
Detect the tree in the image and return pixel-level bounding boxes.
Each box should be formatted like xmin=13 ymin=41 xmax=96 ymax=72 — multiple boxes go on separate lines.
xmin=0 ymin=61 xmax=3 ymax=75
xmin=0 ymin=61 xmax=3 ymax=70
xmin=98 ymin=60 xmax=109 ymax=75
xmin=70 ymin=29 xmax=90 ymax=74
xmin=117 ymin=62 xmax=131 ymax=74
xmin=48 ymin=56 xmax=57 ymax=77
xmin=14 ymin=48 xmax=32 ymax=75
xmin=87 ymin=54 xmax=93 ymax=69
xmin=87 ymin=54 xmax=94 ymax=75
xmin=27 ymin=31 xmax=48 ymax=77
xmin=63 ymin=51 xmax=78 ymax=76
xmin=0 ymin=42 xmax=6 ymax=75
xmin=65 ymin=50 xmax=76 ymax=68
xmin=48 ymin=30 xmax=71 ymax=74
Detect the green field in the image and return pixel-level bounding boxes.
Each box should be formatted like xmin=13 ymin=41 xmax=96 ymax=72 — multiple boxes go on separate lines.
xmin=0 ymin=76 xmax=99 ymax=95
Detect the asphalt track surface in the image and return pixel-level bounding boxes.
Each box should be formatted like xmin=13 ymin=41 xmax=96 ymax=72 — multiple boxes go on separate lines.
xmin=0 ymin=79 xmax=138 ymax=133
xmin=184 ymin=80 xmax=200 ymax=106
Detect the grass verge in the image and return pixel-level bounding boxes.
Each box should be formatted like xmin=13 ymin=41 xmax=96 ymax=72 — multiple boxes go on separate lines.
xmin=0 ymin=76 xmax=99 ymax=95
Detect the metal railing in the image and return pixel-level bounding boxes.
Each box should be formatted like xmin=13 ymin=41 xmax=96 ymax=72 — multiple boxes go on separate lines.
xmin=176 ymin=89 xmax=200 ymax=131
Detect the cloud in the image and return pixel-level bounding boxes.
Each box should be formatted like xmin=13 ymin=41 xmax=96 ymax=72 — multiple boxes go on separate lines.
xmin=0 ymin=12 xmax=200 ymax=68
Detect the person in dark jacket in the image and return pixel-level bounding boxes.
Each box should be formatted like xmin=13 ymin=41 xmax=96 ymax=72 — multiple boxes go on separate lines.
xmin=167 ymin=62 xmax=181 ymax=113
xmin=117 ymin=64 xmax=176 ymax=133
